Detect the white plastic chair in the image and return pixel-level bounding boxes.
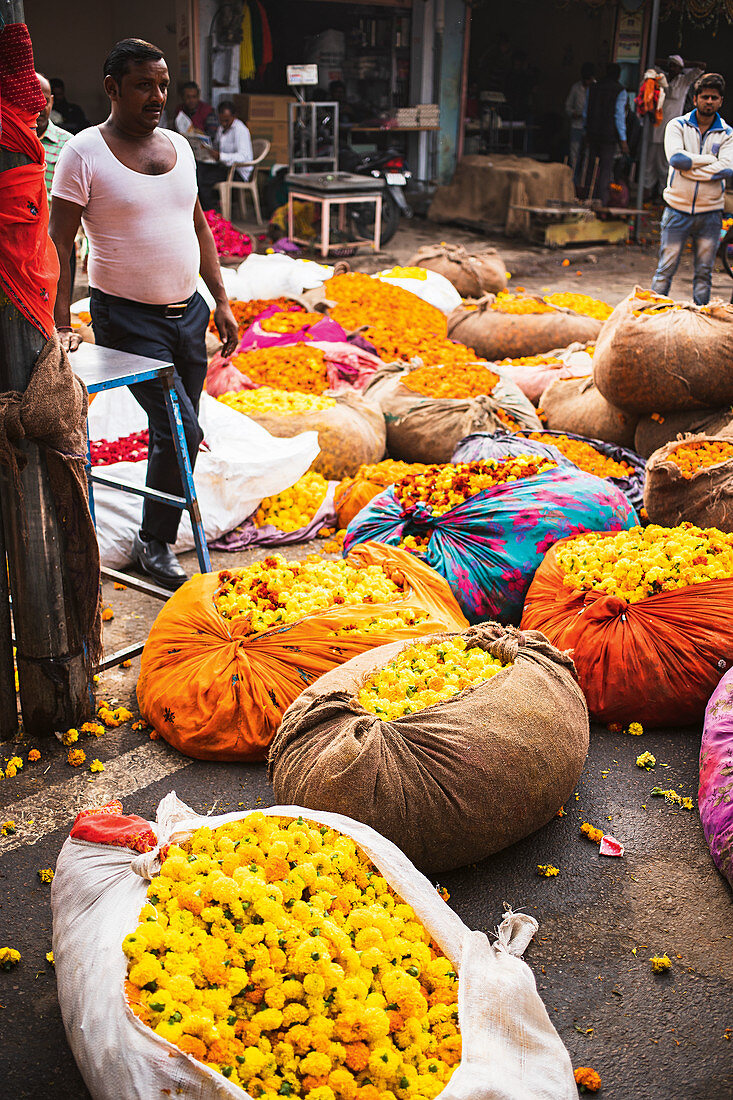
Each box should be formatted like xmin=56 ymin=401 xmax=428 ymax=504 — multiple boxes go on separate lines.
xmin=215 ymin=139 xmax=270 ymax=225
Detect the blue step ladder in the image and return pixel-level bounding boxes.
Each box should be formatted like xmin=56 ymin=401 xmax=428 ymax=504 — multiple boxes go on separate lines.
xmin=72 ymin=343 xmax=211 ymax=671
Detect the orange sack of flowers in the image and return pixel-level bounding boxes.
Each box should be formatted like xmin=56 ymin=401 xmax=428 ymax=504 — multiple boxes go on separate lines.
xmin=447 ymin=294 xmax=602 ymax=361
xmin=644 ymin=435 xmax=733 ymax=531
xmin=634 ymin=406 xmax=733 ymax=458
xmin=137 ymin=542 xmax=468 ymax=761
xmin=540 ymin=375 xmax=638 ymax=449
xmin=520 ymin=537 xmax=733 ymax=726
xmin=593 ymin=288 xmax=733 ymax=414
xmin=408 ymin=242 xmax=508 ymax=296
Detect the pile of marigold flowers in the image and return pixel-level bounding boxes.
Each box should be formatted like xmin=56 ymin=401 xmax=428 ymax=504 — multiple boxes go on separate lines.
xmin=402 ymin=362 xmax=500 ymax=400
xmin=255 ymin=473 xmax=328 ymax=533
xmin=666 ymin=439 xmax=733 ymax=479
xmin=358 ymin=636 xmax=509 ymax=720
xmin=393 ymin=457 xmax=557 ymax=518
xmin=259 ymin=311 xmax=323 ymax=334
xmin=209 ymin=299 xmax=301 ymax=336
xmin=232 ymin=347 xmax=329 ymax=395
xmin=346 ymin=460 xmax=430 ymax=490
xmin=213 ymin=554 xmax=405 ymax=634
xmin=524 ymin=432 xmax=633 ymax=479
xmin=557 ymin=523 xmax=733 ymax=603
xmin=488 ymin=292 xmax=556 ymax=315
xmin=123 ymin=811 xmax=460 ymax=1098
xmin=324 ymin=272 xmax=447 ymax=338
xmin=218 ymin=387 xmax=336 ymax=418
xmin=334 ymin=608 xmax=431 ymax=637
xmin=543 ymin=292 xmax=613 ymax=320
xmin=497 ymin=354 xmax=563 ymax=369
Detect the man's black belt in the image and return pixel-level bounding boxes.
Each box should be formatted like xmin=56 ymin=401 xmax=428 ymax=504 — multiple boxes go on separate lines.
xmin=90 ymin=288 xmax=196 ymax=319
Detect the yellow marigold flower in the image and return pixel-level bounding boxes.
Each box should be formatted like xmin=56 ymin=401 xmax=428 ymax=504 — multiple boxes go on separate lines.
xmin=0 ymin=947 xmax=21 ymax=969
xmin=627 ymin=722 xmax=644 ymax=736
xmin=650 ymin=954 xmax=672 ymax=973
xmin=580 ymin=823 xmax=604 ymax=845
xmin=90 ymin=759 xmax=105 ymax=773
xmin=636 ymin=752 xmax=656 ymax=770
xmin=38 ymin=868 xmax=54 ymax=883
xmin=81 ymin=722 xmax=105 ymax=738
xmin=537 ymin=864 xmax=559 ymax=877
xmin=255 ymin=472 xmax=329 ymax=534
xmin=1 ymin=820 xmax=16 ymax=836
xmin=62 ymin=728 xmax=79 ymax=746
xmin=45 ymin=951 xmax=54 ymax=967
xmin=101 ymin=606 xmax=114 ymax=621
xmin=67 ymin=748 xmax=86 ymax=767
xmin=27 ymin=749 xmax=40 ymax=763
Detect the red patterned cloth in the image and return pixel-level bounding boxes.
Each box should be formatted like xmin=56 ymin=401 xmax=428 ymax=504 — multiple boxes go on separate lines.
xmin=0 ymin=23 xmax=59 ymax=338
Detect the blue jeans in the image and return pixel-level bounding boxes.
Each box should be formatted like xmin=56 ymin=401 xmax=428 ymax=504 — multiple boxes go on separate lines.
xmin=651 ymin=206 xmax=722 ymax=305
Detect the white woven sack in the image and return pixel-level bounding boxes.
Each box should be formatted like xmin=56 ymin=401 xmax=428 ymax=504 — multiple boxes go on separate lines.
xmin=52 ymin=793 xmax=576 ymax=1100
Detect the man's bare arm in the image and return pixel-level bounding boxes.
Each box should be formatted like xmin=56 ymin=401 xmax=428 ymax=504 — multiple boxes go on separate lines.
xmin=193 ymin=198 xmax=238 ymax=357
xmin=49 ymin=196 xmax=84 ymax=352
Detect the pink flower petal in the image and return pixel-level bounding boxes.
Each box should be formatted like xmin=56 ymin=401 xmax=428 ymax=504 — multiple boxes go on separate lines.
xmin=599 ymin=834 xmax=624 ymax=857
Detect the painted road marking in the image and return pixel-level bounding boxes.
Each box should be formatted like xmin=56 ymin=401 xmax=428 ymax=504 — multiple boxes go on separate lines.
xmin=0 ymin=742 xmax=193 ymax=856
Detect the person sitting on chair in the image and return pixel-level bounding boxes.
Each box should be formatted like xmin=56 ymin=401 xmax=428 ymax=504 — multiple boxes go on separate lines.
xmin=196 ymin=101 xmax=253 ymax=213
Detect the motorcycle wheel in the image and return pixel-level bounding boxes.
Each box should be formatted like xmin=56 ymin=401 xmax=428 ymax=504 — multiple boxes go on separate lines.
xmin=350 ymin=189 xmax=402 ymax=247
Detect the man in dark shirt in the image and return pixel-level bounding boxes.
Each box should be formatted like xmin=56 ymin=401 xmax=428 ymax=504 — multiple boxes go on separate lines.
xmin=582 ymin=62 xmax=629 ymax=205
xmin=49 ymin=78 xmax=89 ymax=134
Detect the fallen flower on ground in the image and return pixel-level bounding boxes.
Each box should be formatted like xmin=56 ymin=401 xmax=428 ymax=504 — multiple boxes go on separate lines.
xmin=636 ymin=751 xmax=656 ymax=770
xmin=537 ymin=864 xmax=559 ymax=877
xmin=581 ymin=822 xmax=604 ymax=844
xmin=628 ymin=722 xmax=644 ymax=736
xmin=81 ymin=722 xmax=105 ymax=738
xmin=113 ymin=582 xmax=127 ymax=590
xmin=132 ymin=720 xmax=149 ymax=732
xmin=37 ymin=868 xmax=54 ymax=884
xmin=90 ymin=760 xmax=105 ymax=773
xmin=574 ymin=1066 xmax=602 ymax=1092
xmin=67 ymin=748 xmax=86 ymax=767
xmin=4 ymin=756 xmax=23 ymax=778
xmin=27 ymin=749 xmax=40 ymax=763
xmin=62 ymin=728 xmax=79 ymax=746
xmin=45 ymin=951 xmax=54 ymax=967
xmin=0 ymin=947 xmax=21 ymax=969
xmin=101 ymin=606 xmax=114 ymax=622
xmin=1 ymin=821 xmax=15 ymax=836
xmin=651 ymin=787 xmax=694 ymax=809
xmin=650 ymin=954 xmax=672 ymax=973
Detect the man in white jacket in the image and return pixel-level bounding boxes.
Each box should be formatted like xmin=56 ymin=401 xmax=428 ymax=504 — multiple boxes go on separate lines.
xmin=651 ymin=73 xmax=733 ymax=304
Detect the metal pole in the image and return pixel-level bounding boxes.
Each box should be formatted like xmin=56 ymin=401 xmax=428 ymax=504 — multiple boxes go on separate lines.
xmin=635 ymin=0 xmax=661 ymax=242
xmin=0 ymin=4 xmax=92 ymax=734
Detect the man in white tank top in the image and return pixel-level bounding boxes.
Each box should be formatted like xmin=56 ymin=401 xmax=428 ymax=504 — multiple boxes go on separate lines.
xmin=50 ymin=38 xmax=238 ymax=590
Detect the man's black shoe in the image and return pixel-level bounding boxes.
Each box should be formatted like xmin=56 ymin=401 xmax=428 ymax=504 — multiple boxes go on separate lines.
xmin=132 ymin=534 xmax=187 ymax=591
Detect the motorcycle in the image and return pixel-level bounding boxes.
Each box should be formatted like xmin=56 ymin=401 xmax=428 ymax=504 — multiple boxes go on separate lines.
xmin=339 ymin=144 xmax=413 ymax=247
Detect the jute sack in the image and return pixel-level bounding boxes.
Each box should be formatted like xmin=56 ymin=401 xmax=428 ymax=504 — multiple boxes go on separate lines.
xmin=244 ymin=390 xmax=385 ymax=480
xmin=593 ymin=287 xmax=733 ymax=414
xmin=540 ymin=375 xmax=638 ymax=449
xmin=363 ymin=359 xmax=541 ymax=464
xmin=447 ymin=295 xmax=602 ymax=360
xmin=408 ymin=243 xmax=508 ymax=296
xmin=644 ymin=434 xmax=733 ymax=531
xmin=269 ymin=623 xmax=589 ymax=873
xmin=634 ymin=406 xmax=733 ymax=458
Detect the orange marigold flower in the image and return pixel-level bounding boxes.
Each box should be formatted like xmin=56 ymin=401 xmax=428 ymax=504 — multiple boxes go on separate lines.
xmin=574 ymin=1066 xmax=602 ymax=1091
xmin=403 ymin=362 xmax=501 ymax=399
xmin=231 ymin=345 xmax=328 ymax=394
xmin=177 ymin=1035 xmax=208 ymax=1060
xmin=667 ymin=439 xmax=733 ymax=480
xmin=580 ymin=822 xmax=604 ymax=844
xmin=101 ymin=606 xmax=114 ymax=621
xmin=526 ymin=433 xmax=632 ymax=479
xmin=27 ymin=749 xmax=40 ymax=762
xmin=344 ymin=1041 xmax=371 ymax=1072
xmin=260 ymin=310 xmax=323 ymax=333
xmin=67 ymin=748 xmax=86 ymax=767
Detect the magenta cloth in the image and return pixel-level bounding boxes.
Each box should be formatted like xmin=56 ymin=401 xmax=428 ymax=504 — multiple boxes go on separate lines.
xmin=700 ymin=669 xmax=733 ymax=888
xmin=236 ymin=312 xmax=348 ymax=352
xmin=210 ymin=483 xmax=336 ymax=550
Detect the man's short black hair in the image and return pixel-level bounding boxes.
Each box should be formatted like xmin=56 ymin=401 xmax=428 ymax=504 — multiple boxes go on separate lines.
xmin=182 ymin=81 xmax=200 ymax=93
xmin=103 ymin=39 xmax=165 ymax=86
xmin=694 ymin=72 xmax=725 ymax=97
xmin=581 ymin=62 xmax=596 ymax=81
xmin=217 ymin=99 xmax=236 ymax=114
xmin=606 ymin=62 xmax=621 ymax=80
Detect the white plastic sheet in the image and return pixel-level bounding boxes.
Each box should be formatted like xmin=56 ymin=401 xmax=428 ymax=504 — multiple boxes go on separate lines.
xmin=87 ymin=387 xmax=319 ymax=568
xmin=374 ymin=269 xmax=462 ymax=315
xmin=52 ymin=793 xmax=577 ymax=1100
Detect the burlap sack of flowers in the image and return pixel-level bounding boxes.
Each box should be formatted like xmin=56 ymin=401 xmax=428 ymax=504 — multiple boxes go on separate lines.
xmin=52 ymin=793 xmax=577 ymax=1100
xmin=244 ymin=390 xmax=386 ymax=481
xmin=447 ymin=295 xmax=602 ymax=361
xmin=644 ymin=435 xmax=733 ymax=531
xmin=593 ymin=287 xmax=733 ymax=414
xmin=363 ymin=359 xmax=541 ymax=464
xmin=269 ymin=623 xmax=589 ymax=873
xmin=634 ymin=406 xmax=733 ymax=458
xmin=408 ymin=243 xmax=508 ymax=296
xmin=540 ymin=375 xmax=638 ymax=449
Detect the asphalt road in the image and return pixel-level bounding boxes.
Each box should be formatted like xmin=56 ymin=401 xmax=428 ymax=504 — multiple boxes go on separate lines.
xmin=0 ymin=549 xmax=732 ymax=1100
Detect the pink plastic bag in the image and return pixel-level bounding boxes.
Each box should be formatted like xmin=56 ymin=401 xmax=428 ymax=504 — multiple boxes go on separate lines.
xmin=700 ymin=668 xmax=733 ymax=887
xmin=237 ymin=313 xmax=348 ymax=351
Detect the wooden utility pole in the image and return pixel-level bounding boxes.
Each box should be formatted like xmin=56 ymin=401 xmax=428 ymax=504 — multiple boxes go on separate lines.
xmin=0 ymin=0 xmax=93 ymax=736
